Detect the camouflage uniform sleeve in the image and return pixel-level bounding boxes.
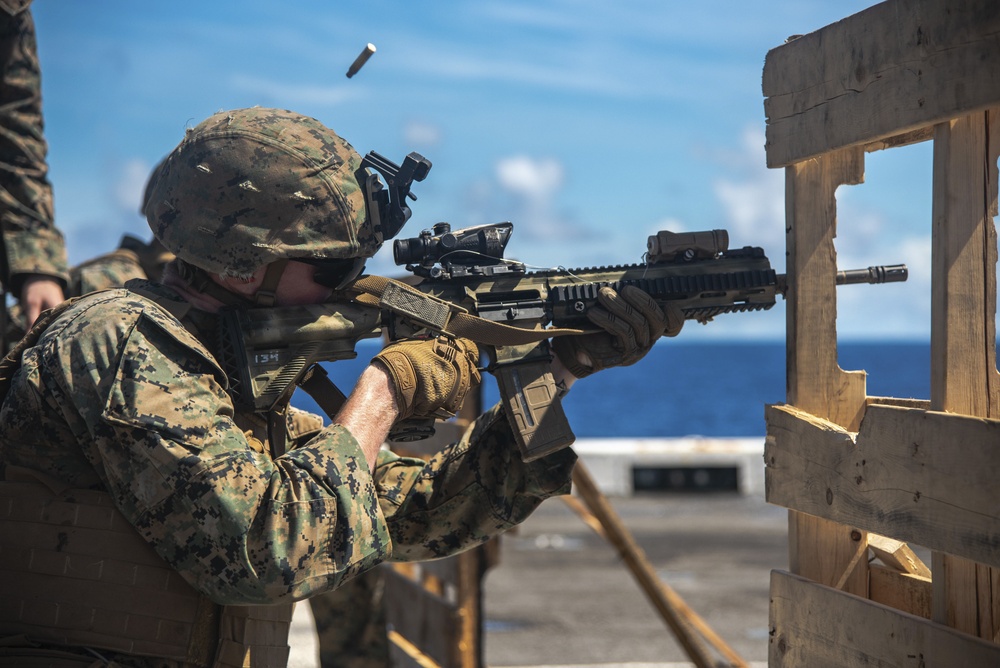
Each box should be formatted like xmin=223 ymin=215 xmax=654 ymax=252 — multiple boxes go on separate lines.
xmin=373 ymin=404 xmax=577 ymax=561
xmin=0 ymin=3 xmax=68 ymax=290
xmin=19 ymin=291 xmax=390 ymax=605
xmin=70 ymin=249 xmax=147 ymax=295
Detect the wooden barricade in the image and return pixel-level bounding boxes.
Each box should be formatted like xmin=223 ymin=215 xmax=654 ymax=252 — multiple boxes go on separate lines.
xmin=384 ymin=543 xmax=498 ymax=668
xmin=384 ymin=387 xmax=498 ymax=668
xmin=762 ymin=0 xmax=1000 ymax=664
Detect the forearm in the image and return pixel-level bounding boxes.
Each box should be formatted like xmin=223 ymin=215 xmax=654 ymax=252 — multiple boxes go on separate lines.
xmin=334 ymin=363 xmax=400 ymax=472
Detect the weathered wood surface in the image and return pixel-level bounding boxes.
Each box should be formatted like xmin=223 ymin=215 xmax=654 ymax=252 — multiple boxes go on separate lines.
xmin=869 ymin=565 xmax=932 ymax=619
xmin=867 ymin=533 xmax=931 ymax=578
xmin=386 ymin=392 xmax=488 ymax=667
xmin=929 ymin=110 xmax=1000 ymax=638
xmin=763 ymin=0 xmax=1000 ymax=167
xmin=784 ymin=146 xmax=869 ymax=595
xmin=765 ymin=402 xmax=1000 ymax=569
xmin=386 ymin=568 xmax=456 ymax=667
xmin=770 ymin=570 xmax=1000 ymax=667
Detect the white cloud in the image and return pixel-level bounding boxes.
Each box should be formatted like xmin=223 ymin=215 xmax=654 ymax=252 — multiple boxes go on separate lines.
xmin=496 ymin=156 xmax=564 ymax=200
xmin=704 ymin=124 xmax=938 ymax=340
xmin=403 ymin=120 xmax=443 ymax=148
xmin=648 ymin=217 xmax=688 ymax=238
xmin=711 ymin=126 xmax=785 ymax=262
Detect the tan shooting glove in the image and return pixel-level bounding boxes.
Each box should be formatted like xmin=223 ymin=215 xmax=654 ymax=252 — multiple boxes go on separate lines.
xmin=374 ymin=335 xmax=481 ymax=420
xmin=552 ymin=285 xmax=684 ymax=379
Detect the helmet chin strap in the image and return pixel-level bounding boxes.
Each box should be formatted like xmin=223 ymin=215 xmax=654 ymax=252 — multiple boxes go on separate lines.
xmin=251 ymin=259 xmax=289 ymax=307
xmin=174 ymin=258 xmax=290 ymax=309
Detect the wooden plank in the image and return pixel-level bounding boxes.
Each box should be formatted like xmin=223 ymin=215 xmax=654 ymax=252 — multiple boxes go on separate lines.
xmin=454 ymin=550 xmax=482 ymax=667
xmin=929 ymin=110 xmax=1000 ymax=638
xmin=868 ymin=533 xmax=931 ymax=578
xmin=765 ymin=402 xmax=1000 ymax=568
xmin=389 ymin=630 xmax=442 ymax=668
xmin=930 ymin=113 xmax=998 ymax=416
xmin=866 ymin=396 xmax=930 ymax=410
xmin=864 ymin=126 xmax=935 ymax=153
xmin=571 ymin=463 xmax=748 ymax=668
xmin=870 ymin=564 xmax=932 ymax=619
xmin=784 ymin=146 xmax=869 ymax=595
xmin=384 ymin=568 xmax=457 ymax=667
xmin=785 ymin=147 xmax=867 ymax=431
xmin=763 ymin=0 xmax=1000 ymax=167
xmin=770 ymin=570 xmax=1000 ymax=666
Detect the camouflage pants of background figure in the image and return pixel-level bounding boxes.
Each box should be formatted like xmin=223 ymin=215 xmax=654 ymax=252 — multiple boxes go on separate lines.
xmin=309 ymin=566 xmax=390 ymax=668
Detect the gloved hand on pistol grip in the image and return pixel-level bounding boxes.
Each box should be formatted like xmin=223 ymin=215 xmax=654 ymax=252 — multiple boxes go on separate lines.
xmin=373 ymin=335 xmax=481 ymax=420
xmin=552 ymin=285 xmax=683 ymax=379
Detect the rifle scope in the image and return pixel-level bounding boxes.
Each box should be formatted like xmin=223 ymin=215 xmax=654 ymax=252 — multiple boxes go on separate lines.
xmin=393 ymin=222 xmax=513 ymax=267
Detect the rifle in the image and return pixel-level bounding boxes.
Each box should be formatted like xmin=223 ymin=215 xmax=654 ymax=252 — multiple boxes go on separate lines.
xmin=217 ymin=220 xmax=907 ymax=462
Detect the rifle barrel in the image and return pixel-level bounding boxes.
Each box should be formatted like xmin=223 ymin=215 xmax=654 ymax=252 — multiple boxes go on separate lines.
xmin=836 ymin=264 xmax=908 ymax=285
xmin=775 ymin=264 xmax=907 ymax=295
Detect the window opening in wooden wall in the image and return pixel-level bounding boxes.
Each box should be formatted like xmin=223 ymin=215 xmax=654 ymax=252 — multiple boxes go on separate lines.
xmin=832 ymin=143 xmax=933 ymax=402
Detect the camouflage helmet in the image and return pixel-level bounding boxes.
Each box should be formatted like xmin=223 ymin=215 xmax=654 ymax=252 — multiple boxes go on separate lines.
xmin=143 ymin=107 xmax=379 ymax=277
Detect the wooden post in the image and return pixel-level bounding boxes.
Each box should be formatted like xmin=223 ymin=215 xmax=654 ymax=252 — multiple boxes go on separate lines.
xmin=784 ymin=146 xmax=869 ymax=596
xmin=386 ymin=368 xmax=491 ymax=667
xmin=570 ymin=462 xmax=748 ymax=668
xmin=929 ymin=109 xmax=1000 ymax=639
xmin=764 ymin=0 xmax=1000 ymax=662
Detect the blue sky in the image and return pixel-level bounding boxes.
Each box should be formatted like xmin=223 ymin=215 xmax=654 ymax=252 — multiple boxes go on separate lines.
xmin=33 ymin=1 xmax=936 ymax=341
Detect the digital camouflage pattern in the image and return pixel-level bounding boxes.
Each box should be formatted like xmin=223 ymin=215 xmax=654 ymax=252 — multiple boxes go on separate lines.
xmin=2 ymin=233 xmax=396 ymax=667
xmin=4 ymin=234 xmax=172 ymax=349
xmin=143 ymin=107 xmax=380 ymax=278
xmin=0 ymin=1 xmax=68 ymax=291
xmin=0 ymin=280 xmax=576 ymax=618
xmin=68 ymin=234 xmax=173 ymax=295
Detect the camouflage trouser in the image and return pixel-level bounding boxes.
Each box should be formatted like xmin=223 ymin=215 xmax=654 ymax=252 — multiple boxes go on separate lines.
xmin=309 ymin=566 xmax=390 ymax=668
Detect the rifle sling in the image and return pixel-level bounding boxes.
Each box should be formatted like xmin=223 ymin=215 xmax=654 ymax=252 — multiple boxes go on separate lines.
xmin=346 ymin=275 xmax=586 ymax=346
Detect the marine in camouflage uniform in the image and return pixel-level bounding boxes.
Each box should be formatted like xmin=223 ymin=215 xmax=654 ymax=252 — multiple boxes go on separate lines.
xmin=4 ymin=233 xmax=172 ymax=345
xmin=0 ymin=107 xmax=670 ymax=667
xmin=0 ymin=0 xmax=69 ymax=330
xmin=12 ymin=226 xmax=391 ymax=667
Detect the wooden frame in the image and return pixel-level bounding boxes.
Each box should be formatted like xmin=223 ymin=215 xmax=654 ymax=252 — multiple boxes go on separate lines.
xmin=763 ymin=0 xmax=1000 ymax=663
xmin=385 ymin=386 xmax=495 ymax=668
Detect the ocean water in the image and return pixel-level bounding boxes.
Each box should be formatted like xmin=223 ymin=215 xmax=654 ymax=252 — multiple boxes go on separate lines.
xmin=292 ymin=340 xmax=935 ymax=438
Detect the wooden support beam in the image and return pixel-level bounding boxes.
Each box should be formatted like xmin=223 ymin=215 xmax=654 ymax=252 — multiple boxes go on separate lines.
xmin=869 ymin=565 xmax=932 ymax=619
xmin=770 ymin=570 xmax=1000 ymax=666
xmin=389 ymin=630 xmax=442 ymax=668
xmin=930 ymin=110 xmax=1000 ymax=640
xmin=784 ymin=146 xmax=869 ymax=596
xmin=766 ymin=403 xmax=1000 ymax=569
xmin=868 ymin=533 xmax=931 ymax=578
xmin=763 ymin=0 xmax=1000 ymax=168
xmin=385 ymin=570 xmax=456 ymax=667
xmin=571 ymin=462 xmax=748 ymax=668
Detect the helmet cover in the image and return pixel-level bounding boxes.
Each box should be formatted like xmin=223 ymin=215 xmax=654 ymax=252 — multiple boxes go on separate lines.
xmin=143 ymin=107 xmax=379 ymax=277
